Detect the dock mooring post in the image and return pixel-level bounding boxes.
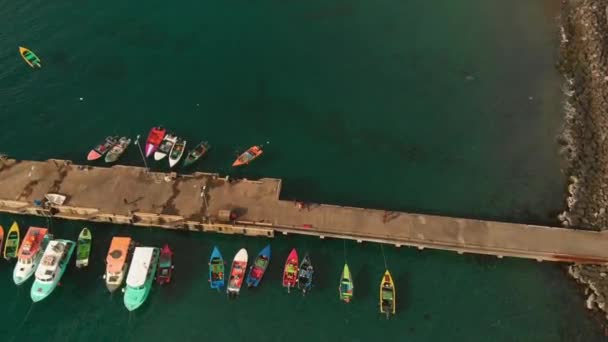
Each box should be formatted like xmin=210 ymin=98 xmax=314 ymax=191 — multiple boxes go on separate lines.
xmin=134 ymin=134 xmax=149 ymax=172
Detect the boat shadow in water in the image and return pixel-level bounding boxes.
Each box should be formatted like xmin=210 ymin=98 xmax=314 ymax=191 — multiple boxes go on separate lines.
xmin=308 ymin=249 xmax=330 ymax=291
xmin=395 ymin=271 xmax=409 ymax=313
xmin=354 ymin=264 xmax=371 ymax=299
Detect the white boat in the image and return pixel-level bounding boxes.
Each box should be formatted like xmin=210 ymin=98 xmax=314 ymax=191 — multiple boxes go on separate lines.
xmin=168 ymin=137 xmax=186 ymax=168
xmin=13 ymin=227 xmax=49 ymax=285
xmin=103 ymin=237 xmax=133 ymax=292
xmin=30 ymin=239 xmax=76 ymax=302
xmin=123 ymin=247 xmax=160 ymax=311
xmin=45 ymin=193 xmax=66 ymax=206
xmin=227 ymin=248 xmax=248 ymax=296
xmin=154 ymin=134 xmax=177 ymax=161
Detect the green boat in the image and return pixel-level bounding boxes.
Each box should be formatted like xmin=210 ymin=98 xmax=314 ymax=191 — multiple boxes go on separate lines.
xmin=183 ymin=141 xmax=210 ymax=167
xmin=76 ymin=227 xmax=92 ymax=268
xmin=339 ymin=263 xmax=354 ymax=303
xmin=30 ymin=239 xmax=76 ymax=302
xmin=123 ymin=247 xmax=160 ymax=311
xmin=19 ymin=47 xmax=41 ymax=68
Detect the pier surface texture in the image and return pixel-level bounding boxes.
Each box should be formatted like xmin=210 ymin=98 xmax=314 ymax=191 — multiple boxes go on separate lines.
xmin=0 ymin=158 xmax=606 ymax=264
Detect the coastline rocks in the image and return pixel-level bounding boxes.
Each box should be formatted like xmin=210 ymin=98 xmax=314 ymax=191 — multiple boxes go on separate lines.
xmin=560 ymin=0 xmax=608 ymax=323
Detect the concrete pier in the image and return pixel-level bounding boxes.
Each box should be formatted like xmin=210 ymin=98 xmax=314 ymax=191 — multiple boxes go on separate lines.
xmin=1 ymin=158 xmax=607 ymax=264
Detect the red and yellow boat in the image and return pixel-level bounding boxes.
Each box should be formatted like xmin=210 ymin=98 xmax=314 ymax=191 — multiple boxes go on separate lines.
xmin=282 ymin=248 xmax=299 ymax=292
xmin=232 ymin=145 xmax=263 ymax=167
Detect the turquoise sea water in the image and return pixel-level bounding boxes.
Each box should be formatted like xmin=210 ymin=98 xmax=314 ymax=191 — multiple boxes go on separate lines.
xmin=0 ymin=0 xmax=605 ymax=340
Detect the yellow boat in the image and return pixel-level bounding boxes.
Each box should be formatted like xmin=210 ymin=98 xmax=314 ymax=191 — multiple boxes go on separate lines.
xmin=379 ymin=270 xmax=396 ymax=318
xmin=19 ymin=47 xmax=42 ymax=68
xmin=4 ymin=222 xmax=20 ymax=260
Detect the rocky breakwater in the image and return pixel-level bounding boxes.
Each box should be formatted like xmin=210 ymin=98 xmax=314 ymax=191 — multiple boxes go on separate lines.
xmin=559 ymin=0 xmax=608 ymax=321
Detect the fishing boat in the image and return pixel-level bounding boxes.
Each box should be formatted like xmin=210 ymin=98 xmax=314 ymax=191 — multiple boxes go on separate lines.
xmin=339 ymin=263 xmax=354 ymax=303
xmin=75 ymin=227 xmax=92 ymax=268
xmin=87 ymin=136 xmax=118 ymax=161
xmin=227 ymin=248 xmax=248 ymax=297
xmin=30 ymin=239 xmax=76 ymax=302
xmin=105 ymin=136 xmax=131 ymax=163
xmin=297 ymin=254 xmax=314 ymax=294
xmin=156 ymin=244 xmax=173 ymax=285
xmin=19 ymin=47 xmax=41 ymax=68
xmin=282 ymin=248 xmax=299 ymax=292
xmin=379 ymin=270 xmax=396 ymax=318
xmin=123 ymin=247 xmax=160 ymax=311
xmin=168 ymin=137 xmax=186 ymax=168
xmin=183 ymin=141 xmax=210 ymax=167
xmin=246 ymin=245 xmax=271 ymax=288
xmin=145 ymin=126 xmax=166 ymax=157
xmin=232 ymin=145 xmax=263 ymax=167
xmin=13 ymin=227 xmax=48 ymax=285
xmin=4 ymin=222 xmax=20 ymax=260
xmin=154 ymin=134 xmax=177 ymax=161
xmin=208 ymin=246 xmax=225 ymax=290
xmin=103 ymin=237 xmax=133 ymax=292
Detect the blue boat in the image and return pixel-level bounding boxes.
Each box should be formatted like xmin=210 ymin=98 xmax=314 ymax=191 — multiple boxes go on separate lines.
xmin=209 ymin=246 xmax=225 ymax=290
xmin=246 ymin=245 xmax=271 ymax=288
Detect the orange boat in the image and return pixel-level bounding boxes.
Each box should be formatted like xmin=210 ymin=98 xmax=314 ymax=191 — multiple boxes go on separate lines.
xmin=232 ymin=145 xmax=263 ymax=167
xmin=103 ymin=237 xmax=133 ymax=293
xmin=0 ymin=225 xmax=4 ymax=252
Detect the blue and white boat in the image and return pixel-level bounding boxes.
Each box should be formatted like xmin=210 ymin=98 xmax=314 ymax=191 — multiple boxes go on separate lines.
xmin=30 ymin=239 xmax=75 ymax=302
xmin=246 ymin=245 xmax=271 ymax=288
xmin=208 ymin=246 xmax=225 ymax=290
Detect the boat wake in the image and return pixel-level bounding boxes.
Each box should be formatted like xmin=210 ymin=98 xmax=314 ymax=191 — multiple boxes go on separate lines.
xmin=9 ymin=304 xmax=34 ymax=342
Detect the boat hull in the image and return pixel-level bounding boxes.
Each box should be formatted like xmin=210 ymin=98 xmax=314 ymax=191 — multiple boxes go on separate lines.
xmin=87 ymin=150 xmax=102 ymax=161
xmin=123 ymin=248 xmax=159 ymax=311
xmin=209 ymin=246 xmax=225 ymax=290
xmin=13 ymin=260 xmax=38 ymax=285
xmin=30 ymin=240 xmax=75 ymax=302
xmin=105 ymin=272 xmax=125 ymax=293
xmin=246 ymin=245 xmax=271 ymax=288
xmin=282 ymin=248 xmax=299 ymax=289
xmin=227 ymin=248 xmax=248 ymax=295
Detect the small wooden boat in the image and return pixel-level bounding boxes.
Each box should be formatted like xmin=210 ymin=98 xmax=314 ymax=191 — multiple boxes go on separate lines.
xmin=154 ymin=134 xmax=177 ymax=161
xmin=209 ymin=246 xmax=225 ymax=290
xmin=227 ymin=248 xmax=248 ymax=297
xmin=105 ymin=137 xmax=131 ymax=163
xmin=75 ymin=227 xmax=92 ymax=268
xmin=379 ymin=270 xmax=396 ymax=318
xmin=156 ymin=244 xmax=174 ymax=285
xmin=19 ymin=47 xmax=41 ymax=68
xmin=339 ymin=263 xmax=354 ymax=303
xmin=282 ymin=248 xmax=299 ymax=292
xmin=168 ymin=137 xmax=187 ymax=168
xmin=297 ymin=253 xmax=314 ymax=295
xmin=4 ymin=222 xmax=20 ymax=260
xmin=87 ymin=136 xmax=118 ymax=161
xmin=232 ymin=145 xmax=263 ymax=167
xmin=183 ymin=141 xmax=210 ymax=167
xmin=145 ymin=126 xmax=166 ymax=157
xmin=246 ymin=245 xmax=271 ymax=288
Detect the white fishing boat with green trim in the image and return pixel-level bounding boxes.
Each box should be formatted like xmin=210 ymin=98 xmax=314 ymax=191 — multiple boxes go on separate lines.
xmin=30 ymin=239 xmax=75 ymax=302
xmin=123 ymin=247 xmax=159 ymax=311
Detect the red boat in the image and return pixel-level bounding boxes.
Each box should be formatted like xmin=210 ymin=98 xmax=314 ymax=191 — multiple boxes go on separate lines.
xmin=145 ymin=126 xmax=166 ymax=157
xmin=282 ymin=248 xmax=299 ymax=292
xmin=87 ymin=136 xmax=118 ymax=161
xmin=232 ymin=145 xmax=263 ymax=167
xmin=156 ymin=244 xmax=173 ymax=285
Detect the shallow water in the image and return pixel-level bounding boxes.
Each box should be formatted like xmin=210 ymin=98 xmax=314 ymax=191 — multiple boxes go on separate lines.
xmin=0 ymin=0 xmax=603 ymax=340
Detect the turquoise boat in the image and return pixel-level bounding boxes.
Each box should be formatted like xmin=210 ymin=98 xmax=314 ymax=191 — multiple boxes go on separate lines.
xmin=30 ymin=239 xmax=76 ymax=302
xmin=123 ymin=247 xmax=160 ymax=311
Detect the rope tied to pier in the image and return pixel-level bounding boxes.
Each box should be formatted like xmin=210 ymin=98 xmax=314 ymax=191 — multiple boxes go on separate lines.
xmin=380 ymin=244 xmax=388 ymax=270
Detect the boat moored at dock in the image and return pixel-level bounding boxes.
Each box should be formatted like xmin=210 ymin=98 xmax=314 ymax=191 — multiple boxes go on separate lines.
xmin=123 ymin=246 xmax=160 ymax=311
xmin=297 ymin=254 xmax=313 ymax=294
xmin=145 ymin=127 xmax=166 ymax=157
xmin=246 ymin=245 xmax=270 ymax=288
xmin=30 ymin=239 xmax=76 ymax=302
xmin=4 ymin=222 xmax=20 ymax=260
xmin=103 ymin=237 xmax=133 ymax=292
xmin=13 ymin=227 xmax=48 ymax=285
xmin=209 ymin=246 xmax=225 ymax=290
xmin=379 ymin=270 xmax=396 ymax=318
xmin=227 ymin=248 xmax=248 ymax=297
xmin=76 ymin=227 xmax=92 ymax=268
xmin=339 ymin=264 xmax=354 ymax=303
xmin=232 ymin=146 xmax=263 ymax=167
xmin=156 ymin=244 xmax=173 ymax=285
xmin=282 ymin=248 xmax=298 ymax=292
